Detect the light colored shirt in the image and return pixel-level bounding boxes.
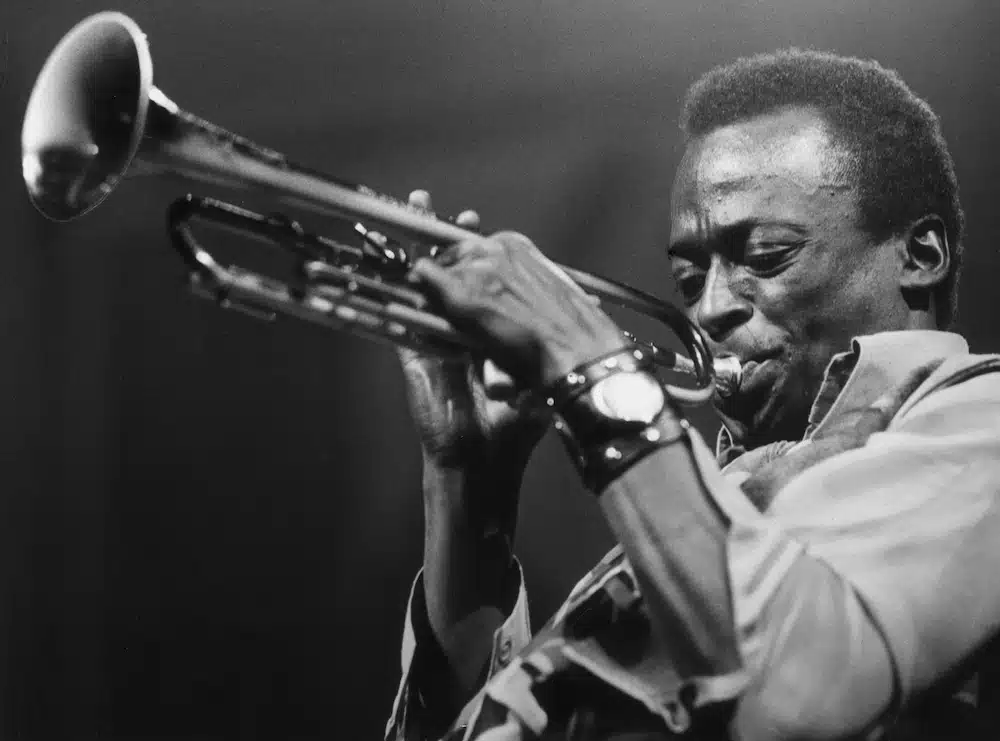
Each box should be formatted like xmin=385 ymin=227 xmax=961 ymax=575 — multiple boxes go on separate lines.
xmin=386 ymin=330 xmax=1000 ymax=740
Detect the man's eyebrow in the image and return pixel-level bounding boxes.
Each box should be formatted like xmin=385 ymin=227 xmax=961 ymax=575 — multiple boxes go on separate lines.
xmin=667 ymin=219 xmax=808 ymax=260
xmin=666 ymin=219 xmax=754 ymax=261
xmin=706 ymin=177 xmax=759 ymax=196
xmin=665 ymin=241 xmax=701 ymax=261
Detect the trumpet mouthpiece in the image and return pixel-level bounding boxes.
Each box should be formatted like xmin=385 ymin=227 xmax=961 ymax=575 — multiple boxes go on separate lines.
xmin=712 ymin=355 xmax=743 ymax=397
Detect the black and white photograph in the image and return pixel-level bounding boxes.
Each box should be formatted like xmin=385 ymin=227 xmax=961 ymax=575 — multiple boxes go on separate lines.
xmin=1 ymin=1 xmax=999 ymax=739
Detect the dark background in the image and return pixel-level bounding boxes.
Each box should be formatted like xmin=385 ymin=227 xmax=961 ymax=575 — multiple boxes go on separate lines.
xmin=0 ymin=0 xmax=997 ymax=738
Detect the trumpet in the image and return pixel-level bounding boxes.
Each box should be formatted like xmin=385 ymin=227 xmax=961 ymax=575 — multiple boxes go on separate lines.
xmin=21 ymin=11 xmax=741 ymax=404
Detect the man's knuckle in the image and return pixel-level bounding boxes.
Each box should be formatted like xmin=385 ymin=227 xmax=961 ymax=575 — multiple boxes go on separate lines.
xmin=491 ymin=230 xmax=533 ymax=249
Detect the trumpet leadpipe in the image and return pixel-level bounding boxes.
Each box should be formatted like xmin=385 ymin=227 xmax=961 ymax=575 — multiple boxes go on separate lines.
xmin=622 ymin=331 xmax=742 ymax=397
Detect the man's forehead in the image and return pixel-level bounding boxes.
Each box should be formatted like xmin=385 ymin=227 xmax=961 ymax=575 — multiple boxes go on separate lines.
xmin=675 ymin=109 xmax=847 ymax=201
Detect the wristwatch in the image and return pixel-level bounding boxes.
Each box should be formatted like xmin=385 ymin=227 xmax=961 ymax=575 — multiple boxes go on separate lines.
xmin=557 ymin=369 xmax=668 ymax=441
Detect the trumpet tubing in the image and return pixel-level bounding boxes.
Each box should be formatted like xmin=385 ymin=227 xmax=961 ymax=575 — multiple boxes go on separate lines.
xmin=21 ymin=11 xmax=741 ymax=404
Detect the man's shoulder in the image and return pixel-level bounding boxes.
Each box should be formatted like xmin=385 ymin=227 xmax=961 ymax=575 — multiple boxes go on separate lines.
xmin=919 ymin=351 xmax=1000 ymax=393
xmin=895 ymin=351 xmax=1000 ymax=420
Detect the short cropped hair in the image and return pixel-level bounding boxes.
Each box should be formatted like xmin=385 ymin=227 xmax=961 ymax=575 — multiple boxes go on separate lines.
xmin=680 ymin=49 xmax=965 ymax=328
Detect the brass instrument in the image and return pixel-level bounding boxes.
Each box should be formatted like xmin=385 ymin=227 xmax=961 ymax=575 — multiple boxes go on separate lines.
xmin=21 ymin=11 xmax=741 ymax=404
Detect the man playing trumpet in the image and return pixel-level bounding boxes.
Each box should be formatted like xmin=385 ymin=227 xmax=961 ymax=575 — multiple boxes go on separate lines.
xmin=385 ymin=50 xmax=1000 ymax=741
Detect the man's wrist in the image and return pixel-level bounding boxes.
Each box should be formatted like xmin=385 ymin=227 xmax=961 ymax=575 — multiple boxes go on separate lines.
xmin=538 ymin=327 xmax=630 ymax=387
xmin=546 ymin=362 xmax=689 ymax=493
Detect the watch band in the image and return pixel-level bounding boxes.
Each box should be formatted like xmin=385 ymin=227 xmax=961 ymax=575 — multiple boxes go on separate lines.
xmin=556 ymin=370 xmax=665 ymax=441
xmin=556 ymin=410 xmax=690 ymax=493
xmin=538 ymin=345 xmax=655 ymax=413
xmin=541 ymin=344 xmax=691 ymax=494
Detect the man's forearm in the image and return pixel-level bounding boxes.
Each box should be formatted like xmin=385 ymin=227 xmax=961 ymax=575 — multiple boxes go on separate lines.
xmin=594 ymin=420 xmax=896 ymax=738
xmin=421 ymin=461 xmax=523 ymax=702
xmin=597 ymin=430 xmax=743 ymax=678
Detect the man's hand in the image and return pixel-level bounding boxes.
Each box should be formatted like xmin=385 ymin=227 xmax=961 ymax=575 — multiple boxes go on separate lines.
xmin=397 ymin=190 xmax=549 ymax=474
xmin=394 ymin=191 xmax=555 ymax=709
xmin=408 ymin=223 xmax=627 ymax=390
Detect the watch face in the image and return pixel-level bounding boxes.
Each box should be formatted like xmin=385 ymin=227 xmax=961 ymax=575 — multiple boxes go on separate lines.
xmin=592 ymin=372 xmax=666 ymax=424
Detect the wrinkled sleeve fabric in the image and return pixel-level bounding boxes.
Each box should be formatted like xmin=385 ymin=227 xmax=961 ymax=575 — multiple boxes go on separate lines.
xmin=768 ymin=375 xmax=1000 ymax=705
xmin=385 ymin=561 xmax=532 ymax=741
xmin=599 ymin=374 xmax=1000 ymax=738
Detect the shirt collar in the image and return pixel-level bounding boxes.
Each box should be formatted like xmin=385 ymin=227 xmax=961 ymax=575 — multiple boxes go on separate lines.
xmin=715 ymin=330 xmax=970 ymax=461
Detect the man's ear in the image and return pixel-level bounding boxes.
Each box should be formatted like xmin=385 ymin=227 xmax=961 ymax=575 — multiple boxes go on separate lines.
xmin=900 ymin=215 xmax=950 ymax=291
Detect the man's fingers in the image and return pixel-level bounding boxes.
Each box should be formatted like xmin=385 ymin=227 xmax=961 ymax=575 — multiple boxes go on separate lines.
xmin=420 ymin=237 xmax=490 ymax=270
xmin=408 ymin=189 xmax=433 ymax=211
xmin=455 ymin=209 xmax=482 ymax=232
xmin=491 ymin=230 xmax=590 ymax=300
xmin=409 ymin=257 xmax=468 ymax=307
xmin=407 ymin=189 xmax=481 ymax=235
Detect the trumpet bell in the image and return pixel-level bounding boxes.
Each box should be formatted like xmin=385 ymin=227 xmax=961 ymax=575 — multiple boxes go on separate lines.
xmin=21 ymin=12 xmax=153 ymax=221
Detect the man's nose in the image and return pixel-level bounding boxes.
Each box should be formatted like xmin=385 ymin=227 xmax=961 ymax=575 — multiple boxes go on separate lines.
xmin=695 ymin=260 xmax=752 ymax=341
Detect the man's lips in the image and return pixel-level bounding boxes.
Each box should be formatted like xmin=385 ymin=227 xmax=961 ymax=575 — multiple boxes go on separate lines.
xmin=739 ymin=358 xmax=771 ymax=391
xmin=722 ymin=349 xmax=783 ymax=395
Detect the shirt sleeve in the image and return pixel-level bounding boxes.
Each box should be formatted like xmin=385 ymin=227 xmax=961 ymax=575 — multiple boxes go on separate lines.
xmin=598 ymin=373 xmax=1000 ymax=738
xmin=764 ymin=373 xmax=1000 ymax=704
xmin=384 ymin=560 xmax=532 ymax=741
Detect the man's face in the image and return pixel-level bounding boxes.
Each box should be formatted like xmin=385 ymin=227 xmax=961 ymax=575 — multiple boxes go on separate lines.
xmin=668 ymin=107 xmax=906 ymax=447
